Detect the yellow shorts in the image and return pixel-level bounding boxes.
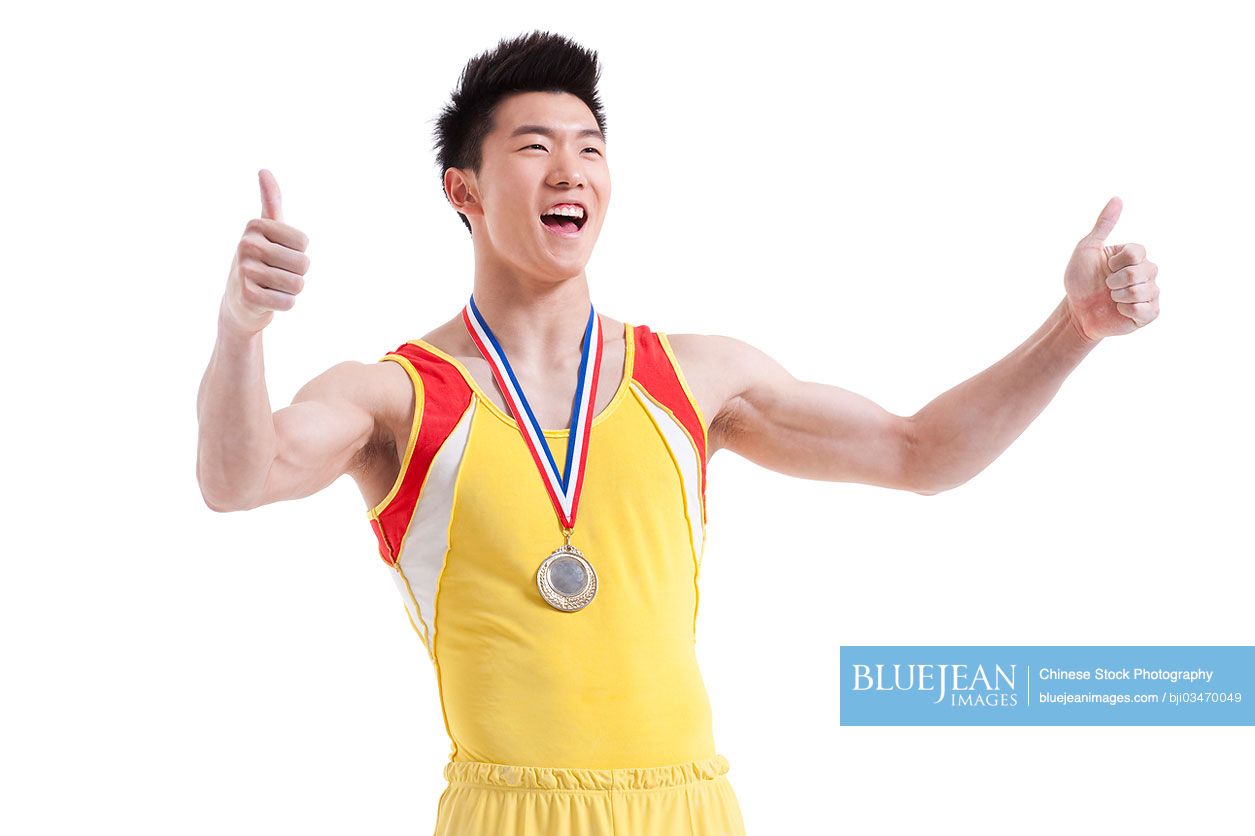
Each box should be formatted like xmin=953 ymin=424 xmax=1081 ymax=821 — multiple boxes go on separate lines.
xmin=433 ymin=753 xmax=746 ymax=835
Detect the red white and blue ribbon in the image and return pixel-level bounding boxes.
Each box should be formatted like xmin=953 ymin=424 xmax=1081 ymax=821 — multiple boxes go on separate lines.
xmin=462 ymin=295 xmax=602 ymax=530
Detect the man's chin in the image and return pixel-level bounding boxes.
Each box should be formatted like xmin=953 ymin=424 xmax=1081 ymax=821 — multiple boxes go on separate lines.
xmin=536 ymin=244 xmax=593 ymax=275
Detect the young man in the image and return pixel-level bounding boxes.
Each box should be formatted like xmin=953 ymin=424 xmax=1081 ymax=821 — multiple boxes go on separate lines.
xmin=197 ymin=30 xmax=1160 ymax=836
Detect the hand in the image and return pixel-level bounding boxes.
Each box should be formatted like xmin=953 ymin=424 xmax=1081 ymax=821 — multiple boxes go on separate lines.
xmin=1062 ymin=196 xmax=1160 ymax=343
xmin=219 ymin=169 xmax=311 ymax=335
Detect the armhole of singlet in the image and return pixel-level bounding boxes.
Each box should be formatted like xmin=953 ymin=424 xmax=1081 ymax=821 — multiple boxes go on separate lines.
xmin=655 ymin=331 xmax=709 ymax=450
xmin=366 ymin=352 xmax=425 ymax=519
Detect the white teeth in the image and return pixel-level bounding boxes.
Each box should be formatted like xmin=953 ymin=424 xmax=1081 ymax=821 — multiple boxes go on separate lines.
xmin=542 ymin=205 xmax=585 ymax=218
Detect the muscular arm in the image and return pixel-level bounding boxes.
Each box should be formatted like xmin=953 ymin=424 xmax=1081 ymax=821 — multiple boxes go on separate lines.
xmin=196 ymin=319 xmax=381 ymax=512
xmin=672 ymin=296 xmax=1099 ymax=495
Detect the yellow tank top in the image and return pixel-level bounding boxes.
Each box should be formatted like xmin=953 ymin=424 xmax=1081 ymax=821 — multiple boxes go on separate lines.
xmin=365 ymin=320 xmax=713 ymax=769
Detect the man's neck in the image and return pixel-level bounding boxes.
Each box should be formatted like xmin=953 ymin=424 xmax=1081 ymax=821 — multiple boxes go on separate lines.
xmin=469 ymin=268 xmax=595 ymax=369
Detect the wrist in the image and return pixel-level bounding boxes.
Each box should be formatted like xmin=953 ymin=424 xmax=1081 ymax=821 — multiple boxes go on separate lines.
xmin=217 ymin=300 xmax=264 ymax=343
xmin=1061 ymin=298 xmax=1102 ymax=351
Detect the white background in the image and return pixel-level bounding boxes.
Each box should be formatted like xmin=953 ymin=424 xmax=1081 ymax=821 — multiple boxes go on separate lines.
xmin=3 ymin=1 xmax=1252 ymax=833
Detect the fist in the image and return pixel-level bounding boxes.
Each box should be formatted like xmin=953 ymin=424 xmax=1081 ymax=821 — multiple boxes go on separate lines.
xmin=1063 ymin=196 xmax=1160 ymax=342
xmin=220 ymin=169 xmax=311 ymax=335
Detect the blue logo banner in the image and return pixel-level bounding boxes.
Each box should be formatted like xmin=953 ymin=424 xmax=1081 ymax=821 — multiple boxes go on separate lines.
xmin=839 ymin=646 xmax=1253 ymax=725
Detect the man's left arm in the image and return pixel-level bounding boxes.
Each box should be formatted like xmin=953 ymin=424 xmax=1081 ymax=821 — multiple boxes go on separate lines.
xmin=681 ymin=196 xmax=1160 ymax=494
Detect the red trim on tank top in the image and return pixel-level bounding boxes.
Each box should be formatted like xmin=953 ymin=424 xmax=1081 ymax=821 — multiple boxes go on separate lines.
xmin=629 ymin=324 xmax=708 ymax=524
xmin=369 ymin=343 xmax=473 ymax=565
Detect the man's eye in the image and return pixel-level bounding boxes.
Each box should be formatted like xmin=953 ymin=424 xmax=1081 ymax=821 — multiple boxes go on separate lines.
xmin=523 ymin=144 xmax=600 ymax=155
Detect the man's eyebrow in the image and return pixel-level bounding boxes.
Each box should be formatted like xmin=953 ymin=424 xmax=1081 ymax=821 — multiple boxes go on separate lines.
xmin=508 ymin=124 xmax=605 ymax=141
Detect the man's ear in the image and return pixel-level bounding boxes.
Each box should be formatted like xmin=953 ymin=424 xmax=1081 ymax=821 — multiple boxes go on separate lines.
xmin=444 ymin=167 xmax=482 ymax=217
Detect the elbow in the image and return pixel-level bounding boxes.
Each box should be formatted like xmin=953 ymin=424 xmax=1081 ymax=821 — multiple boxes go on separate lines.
xmin=199 ymin=477 xmax=264 ymax=512
xmin=200 ymin=484 xmax=245 ymax=513
xmin=197 ymin=449 xmax=267 ymax=512
xmin=198 ymin=470 xmax=256 ymax=512
xmin=912 ymin=478 xmax=970 ymax=496
xmin=201 ymin=489 xmax=230 ymax=512
xmin=904 ymin=419 xmax=937 ymax=496
xmin=903 ymin=417 xmax=960 ymax=496
xmin=197 ymin=459 xmax=234 ymax=512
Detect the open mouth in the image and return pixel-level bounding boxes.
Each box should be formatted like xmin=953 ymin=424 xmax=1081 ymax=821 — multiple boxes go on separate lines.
xmin=539 ymin=206 xmax=587 ymax=235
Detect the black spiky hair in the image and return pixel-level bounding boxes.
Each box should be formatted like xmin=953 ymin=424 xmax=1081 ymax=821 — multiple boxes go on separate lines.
xmin=432 ymin=30 xmax=608 ymax=235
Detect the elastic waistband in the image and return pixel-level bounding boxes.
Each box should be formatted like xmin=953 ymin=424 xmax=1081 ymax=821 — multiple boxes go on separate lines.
xmin=443 ymin=754 xmax=730 ymax=791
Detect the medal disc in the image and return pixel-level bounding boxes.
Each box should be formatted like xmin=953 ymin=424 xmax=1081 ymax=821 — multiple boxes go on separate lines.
xmin=536 ymin=544 xmax=598 ymax=611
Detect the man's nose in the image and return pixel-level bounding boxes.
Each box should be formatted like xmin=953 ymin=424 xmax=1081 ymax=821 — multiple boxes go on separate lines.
xmin=550 ymin=172 xmax=584 ymax=188
xmin=549 ymin=153 xmax=586 ymax=187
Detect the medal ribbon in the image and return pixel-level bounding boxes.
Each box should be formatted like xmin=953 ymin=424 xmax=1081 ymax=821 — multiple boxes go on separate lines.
xmin=462 ymin=295 xmax=601 ymax=530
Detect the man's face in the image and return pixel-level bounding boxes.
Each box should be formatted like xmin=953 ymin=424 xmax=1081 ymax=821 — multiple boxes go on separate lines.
xmin=452 ymin=91 xmax=610 ymax=279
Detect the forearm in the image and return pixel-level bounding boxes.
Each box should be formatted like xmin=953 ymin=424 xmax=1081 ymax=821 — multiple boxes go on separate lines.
xmin=196 ymin=311 xmax=278 ymax=509
xmin=907 ymin=296 xmax=1099 ymax=492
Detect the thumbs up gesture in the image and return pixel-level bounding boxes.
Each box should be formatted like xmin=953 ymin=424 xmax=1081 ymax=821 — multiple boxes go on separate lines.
xmin=219 ymin=169 xmax=311 ymax=335
xmin=1062 ymin=196 xmax=1160 ymax=343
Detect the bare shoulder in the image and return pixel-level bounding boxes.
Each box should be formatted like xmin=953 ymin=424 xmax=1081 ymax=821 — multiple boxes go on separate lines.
xmin=331 ymin=349 xmax=423 ymax=511
xmin=660 ymin=332 xmax=782 ymax=458
xmin=365 ymin=356 xmax=416 ymax=441
xmin=294 ymin=357 xmax=410 ymax=476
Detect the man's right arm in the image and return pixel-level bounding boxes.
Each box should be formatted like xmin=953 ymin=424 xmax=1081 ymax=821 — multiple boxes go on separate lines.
xmin=197 ymin=167 xmax=377 ymax=512
xmin=196 ymin=318 xmax=378 ymax=512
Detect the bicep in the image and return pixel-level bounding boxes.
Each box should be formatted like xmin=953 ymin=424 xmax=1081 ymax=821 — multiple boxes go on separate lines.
xmin=253 ymin=361 xmax=380 ymax=508
xmin=716 ymin=338 xmax=922 ymax=491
